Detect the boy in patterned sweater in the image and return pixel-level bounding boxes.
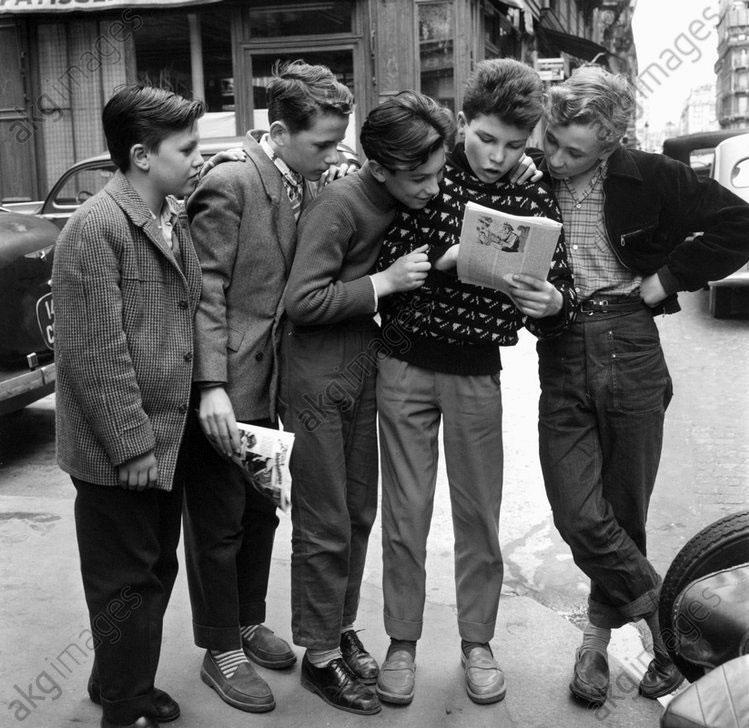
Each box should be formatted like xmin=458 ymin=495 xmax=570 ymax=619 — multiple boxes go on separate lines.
xmin=373 ymin=59 xmax=577 ymax=707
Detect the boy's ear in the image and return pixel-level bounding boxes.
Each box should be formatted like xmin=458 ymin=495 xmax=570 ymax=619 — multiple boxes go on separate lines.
xmin=369 ymin=159 xmax=388 ymax=183
xmin=269 ymin=120 xmax=289 ymax=147
xmin=130 ymin=144 xmax=150 ymax=172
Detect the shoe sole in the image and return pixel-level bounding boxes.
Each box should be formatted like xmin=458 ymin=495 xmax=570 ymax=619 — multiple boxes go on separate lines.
xmin=89 ymin=690 xmax=181 ymax=722
xmin=638 ymin=673 xmax=685 ymax=699
xmin=569 ymin=682 xmax=607 ymax=708
xmin=375 ymin=685 xmax=414 ymax=705
xmin=300 ymin=675 xmax=382 ymax=715
xmin=244 ymin=648 xmax=297 ymax=670
xmin=200 ymin=667 xmax=275 ymax=713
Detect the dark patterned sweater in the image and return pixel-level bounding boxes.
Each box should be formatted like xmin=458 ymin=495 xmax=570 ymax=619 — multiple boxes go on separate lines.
xmin=376 ymin=143 xmax=577 ymax=375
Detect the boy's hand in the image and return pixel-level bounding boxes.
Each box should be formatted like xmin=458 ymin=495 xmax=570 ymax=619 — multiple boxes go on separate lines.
xmin=371 ymin=244 xmax=431 ymax=297
xmin=509 ymin=154 xmax=543 ymax=185
xmin=433 ymin=244 xmax=460 ymax=271
xmin=505 ymin=273 xmax=563 ymax=318
xmin=199 ymin=386 xmax=241 ymax=457
xmin=200 ymin=147 xmax=246 ymax=178
xmin=320 ymin=161 xmax=359 ymax=185
xmin=639 ymin=274 xmax=667 ymax=307
xmin=118 ymin=451 xmax=158 ymax=491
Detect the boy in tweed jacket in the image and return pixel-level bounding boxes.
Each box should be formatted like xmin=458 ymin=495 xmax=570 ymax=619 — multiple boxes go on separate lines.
xmin=53 ymin=85 xmax=204 ymax=728
xmin=373 ymin=59 xmax=576 ymax=707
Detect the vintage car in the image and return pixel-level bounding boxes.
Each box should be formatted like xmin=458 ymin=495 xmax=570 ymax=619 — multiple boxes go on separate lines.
xmin=0 ymin=136 xmax=359 ymax=414
xmin=662 ymin=129 xmax=749 ymax=318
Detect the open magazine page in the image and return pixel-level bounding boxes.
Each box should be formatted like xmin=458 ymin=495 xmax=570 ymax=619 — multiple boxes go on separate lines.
xmin=230 ymin=422 xmax=294 ymax=512
xmin=457 ymin=201 xmax=562 ymax=296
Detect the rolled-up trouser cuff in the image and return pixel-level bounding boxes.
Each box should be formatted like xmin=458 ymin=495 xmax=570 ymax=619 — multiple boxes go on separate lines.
xmin=101 ymin=693 xmax=154 ymax=725
xmin=193 ymin=622 xmax=242 ymax=652
xmin=384 ymin=613 xmax=423 ymax=642
xmin=589 ymin=582 xmax=661 ymax=629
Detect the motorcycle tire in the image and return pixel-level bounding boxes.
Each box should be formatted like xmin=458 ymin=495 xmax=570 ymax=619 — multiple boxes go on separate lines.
xmin=658 ymin=510 xmax=749 ymax=683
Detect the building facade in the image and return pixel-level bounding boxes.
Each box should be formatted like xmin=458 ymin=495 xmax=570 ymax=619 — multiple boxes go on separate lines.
xmin=0 ymin=0 xmax=634 ymax=204
xmin=716 ymin=0 xmax=749 ymax=128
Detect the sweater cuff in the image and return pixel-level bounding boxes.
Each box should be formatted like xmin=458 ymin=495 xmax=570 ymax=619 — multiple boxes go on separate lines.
xmin=656 ymin=265 xmax=680 ymax=296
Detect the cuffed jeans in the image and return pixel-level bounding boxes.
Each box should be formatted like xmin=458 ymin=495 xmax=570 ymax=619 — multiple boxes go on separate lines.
xmin=537 ymin=306 xmax=673 ymax=628
xmin=182 ymin=412 xmax=280 ymax=651
xmin=280 ymin=322 xmax=379 ymax=649
xmin=73 ymin=474 xmax=183 ymax=725
xmin=377 ymin=355 xmax=504 ymax=643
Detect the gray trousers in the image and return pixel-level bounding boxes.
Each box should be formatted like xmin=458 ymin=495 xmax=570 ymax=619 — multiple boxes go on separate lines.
xmin=377 ymin=355 xmax=504 ymax=644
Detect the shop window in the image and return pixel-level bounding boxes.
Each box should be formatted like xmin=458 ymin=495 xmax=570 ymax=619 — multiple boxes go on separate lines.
xmin=133 ymin=8 xmax=235 ymax=137
xmin=248 ymin=50 xmax=357 ymax=151
xmin=248 ymin=1 xmax=354 ymax=38
xmin=418 ymin=1 xmax=456 ymax=111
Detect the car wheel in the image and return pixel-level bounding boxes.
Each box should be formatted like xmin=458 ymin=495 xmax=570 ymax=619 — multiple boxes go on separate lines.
xmin=709 ymin=285 xmax=732 ymax=318
xmin=659 ymin=510 xmax=749 ymax=682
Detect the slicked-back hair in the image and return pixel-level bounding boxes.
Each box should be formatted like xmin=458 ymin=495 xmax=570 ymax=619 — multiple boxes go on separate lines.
xmin=544 ymin=64 xmax=634 ymax=146
xmin=103 ymin=85 xmax=204 ymax=172
xmin=359 ymin=90 xmax=455 ymax=171
xmin=266 ymin=59 xmax=354 ymax=133
xmin=462 ymin=58 xmax=544 ymax=131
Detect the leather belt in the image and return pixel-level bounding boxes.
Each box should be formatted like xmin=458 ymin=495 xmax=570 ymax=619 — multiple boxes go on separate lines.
xmin=579 ymin=296 xmax=644 ymax=315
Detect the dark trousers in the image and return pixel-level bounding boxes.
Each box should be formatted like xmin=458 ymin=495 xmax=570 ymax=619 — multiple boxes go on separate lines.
xmin=280 ymin=323 xmax=379 ymax=649
xmin=72 ymin=475 xmax=183 ymax=725
xmin=182 ymin=412 xmax=280 ymax=651
xmin=537 ymin=307 xmax=673 ymax=628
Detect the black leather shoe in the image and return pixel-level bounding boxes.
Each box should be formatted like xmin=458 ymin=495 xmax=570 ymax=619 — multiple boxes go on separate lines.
xmin=300 ymin=654 xmax=381 ymax=715
xmin=569 ymin=648 xmax=609 ymax=707
xmin=89 ymin=677 xmax=179 ymax=722
xmin=639 ymin=653 xmax=685 ymax=699
xmin=200 ymin=651 xmax=275 ymax=713
xmin=340 ymin=630 xmax=379 ymax=685
xmin=100 ymin=717 xmax=159 ymax=728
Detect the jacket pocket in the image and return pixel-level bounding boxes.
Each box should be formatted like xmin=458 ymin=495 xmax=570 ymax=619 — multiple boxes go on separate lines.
xmin=227 ymin=326 xmax=245 ymax=352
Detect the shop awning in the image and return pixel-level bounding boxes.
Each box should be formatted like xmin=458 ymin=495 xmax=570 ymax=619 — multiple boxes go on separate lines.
xmin=0 ymin=0 xmax=221 ymax=14
xmin=536 ymin=26 xmax=610 ymax=63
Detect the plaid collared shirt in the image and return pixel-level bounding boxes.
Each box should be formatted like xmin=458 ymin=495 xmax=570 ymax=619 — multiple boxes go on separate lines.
xmin=260 ymin=133 xmax=305 ymax=221
xmin=553 ymin=161 xmax=641 ymax=301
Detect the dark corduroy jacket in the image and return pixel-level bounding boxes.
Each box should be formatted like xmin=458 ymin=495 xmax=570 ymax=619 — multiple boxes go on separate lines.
xmin=530 ymin=145 xmax=749 ymax=312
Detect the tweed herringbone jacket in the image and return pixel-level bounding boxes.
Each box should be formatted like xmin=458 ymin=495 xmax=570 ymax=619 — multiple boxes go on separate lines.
xmin=53 ymin=171 xmax=202 ymax=489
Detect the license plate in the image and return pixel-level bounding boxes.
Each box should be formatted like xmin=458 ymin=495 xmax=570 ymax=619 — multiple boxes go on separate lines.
xmin=36 ymin=292 xmax=54 ymax=349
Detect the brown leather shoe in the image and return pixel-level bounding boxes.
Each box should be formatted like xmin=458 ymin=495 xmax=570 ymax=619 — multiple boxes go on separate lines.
xmin=569 ymin=648 xmax=609 ymax=707
xmin=300 ymin=654 xmax=381 ymax=715
xmin=376 ymin=649 xmax=416 ymax=705
xmin=340 ymin=630 xmax=379 ymax=684
xmin=639 ymin=653 xmax=685 ymax=699
xmin=200 ymin=651 xmax=275 ymax=713
xmin=242 ymin=624 xmax=297 ymax=669
xmin=461 ymin=645 xmax=506 ymax=704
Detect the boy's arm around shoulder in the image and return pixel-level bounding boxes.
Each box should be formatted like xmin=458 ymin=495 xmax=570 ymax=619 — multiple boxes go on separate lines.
xmin=284 ymin=197 xmax=376 ymax=326
xmin=186 ymin=165 xmax=245 ymax=383
xmin=52 ymin=208 xmax=156 ymax=467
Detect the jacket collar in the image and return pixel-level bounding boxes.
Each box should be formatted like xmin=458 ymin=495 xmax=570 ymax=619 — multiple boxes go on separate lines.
xmin=604 ymin=145 xmax=643 ymax=182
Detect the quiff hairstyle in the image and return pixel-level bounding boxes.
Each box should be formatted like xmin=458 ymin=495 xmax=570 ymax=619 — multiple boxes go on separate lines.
xmin=266 ymin=59 xmax=354 ymax=133
xmin=462 ymin=58 xmax=544 ymax=131
xmin=544 ymin=64 xmax=634 ymax=147
xmin=103 ymin=85 xmax=204 ymax=172
xmin=359 ymin=90 xmax=455 ymax=171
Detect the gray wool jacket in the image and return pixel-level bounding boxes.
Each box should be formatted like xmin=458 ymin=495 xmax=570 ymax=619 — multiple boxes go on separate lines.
xmin=53 ymin=171 xmax=201 ymax=490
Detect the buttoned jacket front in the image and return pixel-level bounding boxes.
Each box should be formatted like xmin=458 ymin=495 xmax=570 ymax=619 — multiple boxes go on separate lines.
xmin=53 ymin=172 xmax=202 ymax=489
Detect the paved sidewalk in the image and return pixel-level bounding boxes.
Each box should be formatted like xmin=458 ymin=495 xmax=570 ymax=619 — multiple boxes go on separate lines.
xmin=1 ymin=494 xmax=663 ymax=728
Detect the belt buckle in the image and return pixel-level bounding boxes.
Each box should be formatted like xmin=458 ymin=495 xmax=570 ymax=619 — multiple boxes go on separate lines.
xmin=583 ymin=298 xmax=608 ymax=315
